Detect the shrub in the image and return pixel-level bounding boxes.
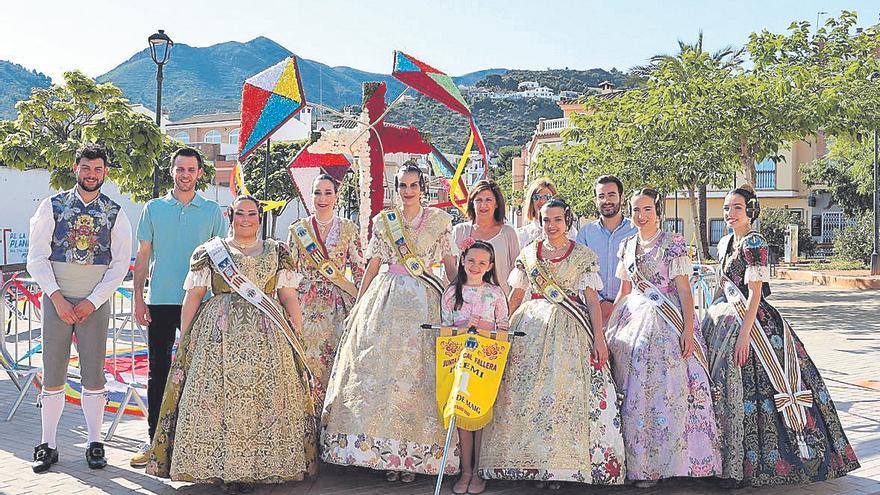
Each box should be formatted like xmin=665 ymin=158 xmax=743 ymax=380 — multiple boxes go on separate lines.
xmin=833 ymin=212 xmax=874 ymax=264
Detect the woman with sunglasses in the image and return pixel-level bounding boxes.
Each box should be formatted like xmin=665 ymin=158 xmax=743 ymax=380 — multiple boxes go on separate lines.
xmin=517 ymin=178 xmax=574 ymax=249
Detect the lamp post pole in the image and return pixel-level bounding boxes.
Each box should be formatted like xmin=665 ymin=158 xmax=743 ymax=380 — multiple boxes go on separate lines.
xmin=152 ymin=64 xmax=164 ymax=199
xmin=872 ymin=128 xmax=879 ymax=275
xmin=148 ymin=29 xmax=173 ymax=199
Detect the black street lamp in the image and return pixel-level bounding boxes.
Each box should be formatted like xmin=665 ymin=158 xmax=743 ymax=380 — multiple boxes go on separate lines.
xmin=148 ymin=29 xmax=173 ymax=199
xmin=870 ymin=72 xmax=879 ymax=276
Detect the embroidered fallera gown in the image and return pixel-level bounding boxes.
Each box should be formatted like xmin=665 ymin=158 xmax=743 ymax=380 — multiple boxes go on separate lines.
xmin=479 ymin=241 xmax=626 ymax=485
xmin=605 ymin=232 xmax=721 ymax=482
xmin=287 ymin=216 xmax=363 ymax=407
xmin=702 ymin=232 xmax=859 ymax=485
xmin=146 ymin=238 xmax=315 ymax=483
xmin=320 ymin=207 xmax=461 ymax=475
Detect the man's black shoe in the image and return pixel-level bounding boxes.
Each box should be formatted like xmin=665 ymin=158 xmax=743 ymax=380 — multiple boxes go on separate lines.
xmin=32 ymin=443 xmax=58 ymax=473
xmin=85 ymin=442 xmax=107 ymax=469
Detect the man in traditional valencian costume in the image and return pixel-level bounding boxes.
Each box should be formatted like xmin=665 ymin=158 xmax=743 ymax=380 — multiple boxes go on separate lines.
xmin=27 ymin=144 xmax=132 ymax=472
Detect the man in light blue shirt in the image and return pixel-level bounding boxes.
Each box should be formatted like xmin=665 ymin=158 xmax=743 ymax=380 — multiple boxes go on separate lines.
xmin=576 ymin=175 xmax=637 ymax=322
xmin=130 ymin=147 xmax=227 ymax=466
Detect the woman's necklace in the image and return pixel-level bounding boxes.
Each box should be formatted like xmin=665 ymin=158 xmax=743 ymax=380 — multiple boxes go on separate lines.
xmin=230 ymin=237 xmax=260 ymax=250
xmin=638 ymin=229 xmax=662 ymax=246
xmin=315 ymin=215 xmax=334 ymax=238
xmin=543 ymin=238 xmax=568 ymax=254
xmin=544 ymin=240 xmax=565 ymax=251
xmin=314 ymin=215 xmax=334 ymax=227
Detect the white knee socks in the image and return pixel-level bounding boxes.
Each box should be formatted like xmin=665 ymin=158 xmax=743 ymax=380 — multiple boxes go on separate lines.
xmin=39 ymin=389 xmax=66 ymax=449
xmin=80 ymin=388 xmax=106 ymax=444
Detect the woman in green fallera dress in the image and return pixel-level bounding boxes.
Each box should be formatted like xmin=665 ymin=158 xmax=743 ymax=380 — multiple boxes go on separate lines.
xmin=146 ymin=196 xmax=316 ymax=493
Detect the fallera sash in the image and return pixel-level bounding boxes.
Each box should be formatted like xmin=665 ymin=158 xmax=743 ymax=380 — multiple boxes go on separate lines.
xmin=290 ymin=217 xmax=358 ymax=297
xmin=624 ymin=236 xmax=712 ymax=379
xmin=521 ymin=242 xmax=594 ymax=344
xmin=717 ymin=234 xmax=813 ymax=458
xmin=380 ymin=208 xmax=444 ymax=296
xmin=204 ymin=237 xmax=316 ymax=415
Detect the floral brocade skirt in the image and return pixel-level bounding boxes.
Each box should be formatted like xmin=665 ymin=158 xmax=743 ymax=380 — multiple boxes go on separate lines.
xmin=478 ymin=300 xmax=626 ymax=485
xmin=298 ymin=278 xmax=354 ymax=408
xmin=702 ymin=299 xmax=860 ymax=486
xmin=606 ymin=293 xmax=721 ymax=481
xmin=320 ymin=272 xmax=460 ymax=475
xmin=146 ymin=294 xmax=317 ymax=483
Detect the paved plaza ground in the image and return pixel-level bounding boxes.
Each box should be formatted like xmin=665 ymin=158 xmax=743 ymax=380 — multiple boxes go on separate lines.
xmin=1 ymin=278 xmax=879 ymax=494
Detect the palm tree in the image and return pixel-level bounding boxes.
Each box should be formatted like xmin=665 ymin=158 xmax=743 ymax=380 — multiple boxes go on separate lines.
xmin=633 ymin=32 xmax=744 ymax=260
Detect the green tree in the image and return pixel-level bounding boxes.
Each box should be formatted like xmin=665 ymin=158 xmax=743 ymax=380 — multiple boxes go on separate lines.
xmin=832 ymin=212 xmax=873 ymax=265
xmin=632 ymin=31 xmax=745 ymax=258
xmin=802 ymin=134 xmax=875 ymax=216
xmin=0 ymin=71 xmax=180 ymax=199
xmin=745 ymin=12 xmax=880 ymax=183
xmin=539 ymin=38 xmax=740 ymax=259
xmin=240 ymin=140 xmax=306 ymax=237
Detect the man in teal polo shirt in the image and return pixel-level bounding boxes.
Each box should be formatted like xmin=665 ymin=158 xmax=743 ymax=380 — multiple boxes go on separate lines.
xmin=129 ymin=147 xmax=227 ymax=467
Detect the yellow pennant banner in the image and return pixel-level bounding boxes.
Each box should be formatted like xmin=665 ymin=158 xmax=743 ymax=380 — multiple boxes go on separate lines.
xmin=234 ymin=162 xmax=287 ymax=212
xmin=435 ymin=332 xmax=510 ymax=431
xmin=448 ymin=130 xmax=474 ymax=214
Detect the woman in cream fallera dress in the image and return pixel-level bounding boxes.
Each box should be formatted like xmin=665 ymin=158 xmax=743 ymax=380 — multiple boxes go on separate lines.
xmin=480 ymin=238 xmax=626 ymax=485
xmin=321 ymin=167 xmax=459 ymax=478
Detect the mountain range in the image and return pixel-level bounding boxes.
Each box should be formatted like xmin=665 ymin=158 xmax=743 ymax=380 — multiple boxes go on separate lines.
xmin=1 ymin=36 xmax=629 ymax=151
xmin=96 ymin=37 xmax=509 ymax=120
xmin=0 ymin=61 xmax=52 ymax=119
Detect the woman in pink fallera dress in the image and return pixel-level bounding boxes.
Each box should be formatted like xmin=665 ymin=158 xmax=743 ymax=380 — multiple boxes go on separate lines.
xmin=605 ymin=188 xmax=721 ymax=488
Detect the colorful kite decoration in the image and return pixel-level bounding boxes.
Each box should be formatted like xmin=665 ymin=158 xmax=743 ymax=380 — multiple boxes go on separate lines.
xmin=427 ymin=145 xmax=467 ymax=205
xmin=238 ymin=56 xmax=306 ymax=160
xmin=230 ymin=55 xmax=307 ymax=211
xmin=392 ymin=51 xmax=489 ymax=210
xmin=286 ymin=147 xmax=352 ymax=215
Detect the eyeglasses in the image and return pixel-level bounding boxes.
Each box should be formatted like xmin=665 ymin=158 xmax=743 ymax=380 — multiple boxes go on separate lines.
xmin=532 ymin=193 xmax=554 ymax=201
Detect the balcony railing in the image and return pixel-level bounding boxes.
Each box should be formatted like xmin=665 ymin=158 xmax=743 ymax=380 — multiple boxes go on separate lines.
xmin=536 ymin=118 xmax=571 ymax=136
xmin=755 ymin=170 xmax=776 ymax=190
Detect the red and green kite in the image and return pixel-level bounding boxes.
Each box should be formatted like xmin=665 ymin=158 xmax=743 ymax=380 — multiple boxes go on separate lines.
xmin=392 ymin=51 xmax=488 ymax=210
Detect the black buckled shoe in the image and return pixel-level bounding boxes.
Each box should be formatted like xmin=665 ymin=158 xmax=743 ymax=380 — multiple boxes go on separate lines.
xmin=32 ymin=443 xmax=58 ymax=473
xmin=85 ymin=442 xmax=107 ymax=469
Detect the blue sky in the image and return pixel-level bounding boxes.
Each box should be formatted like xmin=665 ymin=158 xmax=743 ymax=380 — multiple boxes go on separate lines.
xmin=2 ymin=0 xmax=877 ymax=82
